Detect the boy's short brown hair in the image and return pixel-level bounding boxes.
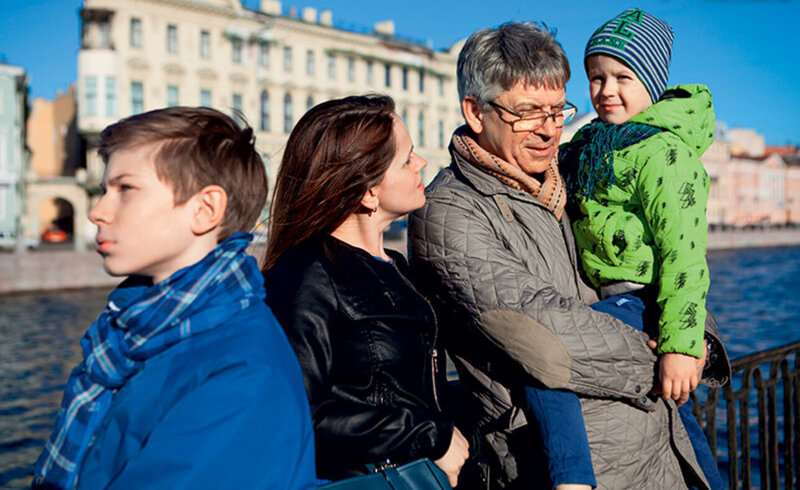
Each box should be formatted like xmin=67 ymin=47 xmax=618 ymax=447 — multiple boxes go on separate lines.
xmin=98 ymin=107 xmax=268 ymax=241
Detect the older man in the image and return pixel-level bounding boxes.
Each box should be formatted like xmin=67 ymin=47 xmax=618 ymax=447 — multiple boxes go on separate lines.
xmin=408 ymin=22 xmax=728 ymax=489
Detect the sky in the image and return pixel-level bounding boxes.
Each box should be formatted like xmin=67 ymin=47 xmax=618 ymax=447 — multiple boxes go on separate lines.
xmin=1 ymin=0 xmax=798 ymax=145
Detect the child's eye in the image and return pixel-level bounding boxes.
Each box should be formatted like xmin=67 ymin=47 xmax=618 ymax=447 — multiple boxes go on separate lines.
xmin=119 ymin=184 xmax=134 ymax=192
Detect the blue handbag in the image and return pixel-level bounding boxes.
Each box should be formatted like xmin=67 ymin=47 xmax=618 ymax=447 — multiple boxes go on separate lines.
xmin=318 ymin=458 xmax=452 ymax=489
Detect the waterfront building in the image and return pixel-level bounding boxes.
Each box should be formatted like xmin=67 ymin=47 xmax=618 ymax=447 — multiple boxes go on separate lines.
xmin=25 ymin=86 xmax=89 ymax=250
xmin=720 ymin=129 xmax=789 ymax=227
xmin=77 ymin=0 xmax=462 ymax=201
xmin=784 ymin=157 xmax=800 ymax=225
xmin=0 ymin=63 xmax=29 ymax=252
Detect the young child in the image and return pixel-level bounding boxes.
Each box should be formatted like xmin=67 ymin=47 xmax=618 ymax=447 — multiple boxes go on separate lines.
xmin=523 ymin=8 xmax=724 ymax=490
xmin=32 ymin=107 xmax=316 ymax=489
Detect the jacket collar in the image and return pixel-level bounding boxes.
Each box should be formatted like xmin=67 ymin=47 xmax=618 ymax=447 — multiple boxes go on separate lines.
xmin=448 ymin=128 xmax=549 ymax=208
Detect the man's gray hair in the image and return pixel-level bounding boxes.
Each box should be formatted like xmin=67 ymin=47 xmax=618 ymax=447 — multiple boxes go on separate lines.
xmin=457 ymin=22 xmax=570 ymax=104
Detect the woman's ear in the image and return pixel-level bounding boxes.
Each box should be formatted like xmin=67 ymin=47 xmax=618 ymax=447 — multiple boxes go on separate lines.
xmin=360 ymin=188 xmax=379 ymax=214
xmin=462 ymin=96 xmax=485 ymax=135
xmin=190 ymin=185 xmax=228 ymax=235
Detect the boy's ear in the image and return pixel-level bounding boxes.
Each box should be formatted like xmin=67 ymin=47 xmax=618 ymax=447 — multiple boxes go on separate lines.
xmin=462 ymin=96 xmax=485 ymax=135
xmin=190 ymin=185 xmax=228 ymax=236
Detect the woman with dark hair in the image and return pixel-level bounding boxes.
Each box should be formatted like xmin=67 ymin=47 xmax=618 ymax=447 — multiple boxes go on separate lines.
xmin=263 ymin=95 xmax=470 ymax=487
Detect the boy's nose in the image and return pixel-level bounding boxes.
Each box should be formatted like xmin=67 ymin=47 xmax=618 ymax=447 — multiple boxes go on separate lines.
xmin=89 ymin=196 xmax=111 ymax=225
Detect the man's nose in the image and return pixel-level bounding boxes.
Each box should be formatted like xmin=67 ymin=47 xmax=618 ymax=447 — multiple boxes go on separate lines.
xmin=536 ymin=114 xmax=559 ymax=138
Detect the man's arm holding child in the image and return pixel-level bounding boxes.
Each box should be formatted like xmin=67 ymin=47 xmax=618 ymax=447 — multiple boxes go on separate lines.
xmin=410 ymin=191 xmax=657 ymax=401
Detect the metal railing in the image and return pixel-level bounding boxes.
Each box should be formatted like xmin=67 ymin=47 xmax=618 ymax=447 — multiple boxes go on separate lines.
xmin=693 ymin=340 xmax=800 ymax=489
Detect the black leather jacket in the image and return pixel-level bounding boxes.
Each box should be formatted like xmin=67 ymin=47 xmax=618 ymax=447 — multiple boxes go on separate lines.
xmin=264 ymin=234 xmax=454 ymax=481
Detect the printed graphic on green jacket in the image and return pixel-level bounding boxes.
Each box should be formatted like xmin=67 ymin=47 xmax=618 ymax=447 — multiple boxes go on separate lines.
xmin=561 ymin=84 xmax=714 ymax=358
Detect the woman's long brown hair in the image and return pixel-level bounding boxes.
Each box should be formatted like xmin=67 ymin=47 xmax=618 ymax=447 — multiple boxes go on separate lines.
xmin=262 ymin=95 xmax=397 ymax=272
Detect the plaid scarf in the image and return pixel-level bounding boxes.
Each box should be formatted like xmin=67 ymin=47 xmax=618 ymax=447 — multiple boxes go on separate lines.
xmin=33 ymin=233 xmax=265 ymax=489
xmin=561 ymin=119 xmax=663 ymax=201
xmin=452 ymin=126 xmax=567 ymax=219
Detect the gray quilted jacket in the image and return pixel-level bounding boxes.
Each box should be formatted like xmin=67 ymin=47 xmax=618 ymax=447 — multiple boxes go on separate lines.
xmin=408 ymin=143 xmax=729 ymax=489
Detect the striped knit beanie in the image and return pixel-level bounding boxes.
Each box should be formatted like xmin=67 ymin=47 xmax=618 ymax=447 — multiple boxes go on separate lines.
xmin=585 ymin=8 xmax=674 ymax=103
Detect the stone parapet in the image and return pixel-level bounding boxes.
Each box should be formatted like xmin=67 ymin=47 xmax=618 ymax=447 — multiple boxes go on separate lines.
xmin=3 ymin=230 xmax=800 ymax=294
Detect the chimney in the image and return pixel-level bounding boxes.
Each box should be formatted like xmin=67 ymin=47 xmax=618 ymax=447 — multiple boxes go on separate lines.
xmin=301 ymin=7 xmax=316 ymax=23
xmin=374 ymin=20 xmax=395 ymax=37
xmin=320 ymin=10 xmax=332 ymax=26
xmin=288 ymin=6 xmax=297 ymax=18
xmin=259 ymin=0 xmax=281 ymax=15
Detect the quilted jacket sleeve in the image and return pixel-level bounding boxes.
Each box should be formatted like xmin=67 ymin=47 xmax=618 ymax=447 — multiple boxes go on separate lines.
xmin=266 ymin=261 xmax=454 ymax=467
xmin=409 ymin=187 xmax=658 ymax=401
xmin=636 ymin=135 xmax=709 ymax=359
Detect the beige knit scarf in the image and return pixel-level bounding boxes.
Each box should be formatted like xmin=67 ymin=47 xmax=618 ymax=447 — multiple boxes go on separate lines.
xmin=452 ymin=126 xmax=567 ymax=220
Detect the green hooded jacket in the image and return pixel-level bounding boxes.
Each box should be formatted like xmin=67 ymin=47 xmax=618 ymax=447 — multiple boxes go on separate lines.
xmin=566 ymin=84 xmax=715 ymax=358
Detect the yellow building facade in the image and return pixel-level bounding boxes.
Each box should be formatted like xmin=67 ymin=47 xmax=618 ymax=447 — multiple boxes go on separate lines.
xmin=77 ymin=0 xmax=463 ymax=196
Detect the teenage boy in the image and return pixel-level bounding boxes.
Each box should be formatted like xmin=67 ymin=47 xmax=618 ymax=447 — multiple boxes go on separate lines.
xmin=33 ymin=107 xmax=316 ymax=489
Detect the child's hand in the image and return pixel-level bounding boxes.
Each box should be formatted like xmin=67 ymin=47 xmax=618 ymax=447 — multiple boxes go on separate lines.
xmin=660 ymin=352 xmax=699 ymax=406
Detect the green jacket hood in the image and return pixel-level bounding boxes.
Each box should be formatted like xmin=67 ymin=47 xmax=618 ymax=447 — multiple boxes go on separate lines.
xmin=630 ymin=84 xmax=715 ymax=157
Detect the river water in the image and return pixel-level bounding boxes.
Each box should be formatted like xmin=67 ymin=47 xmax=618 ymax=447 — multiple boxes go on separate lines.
xmin=1 ymin=246 xmax=799 ymax=488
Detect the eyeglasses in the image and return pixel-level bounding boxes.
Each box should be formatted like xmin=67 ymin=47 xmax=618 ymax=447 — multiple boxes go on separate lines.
xmin=487 ymin=100 xmax=578 ymax=132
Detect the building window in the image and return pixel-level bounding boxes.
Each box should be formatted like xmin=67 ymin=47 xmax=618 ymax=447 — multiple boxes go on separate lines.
xmin=200 ymin=30 xmax=211 ymax=59
xmin=438 ymin=120 xmax=444 ymax=149
xmin=200 ymin=89 xmax=212 ymax=107
xmin=419 ymin=70 xmax=425 ymax=93
xmin=258 ymin=43 xmax=269 ymax=68
xmin=384 ymin=64 xmax=391 ymax=87
xmin=418 ymin=111 xmax=425 ymax=147
xmin=130 ymin=81 xmax=144 ymax=115
xmin=167 ymin=85 xmax=179 ymax=107
xmin=438 ymin=75 xmax=444 ymax=96
xmin=327 ymin=53 xmax=335 ymax=79
xmin=99 ymin=21 xmax=111 ymax=48
xmin=84 ymin=76 xmax=97 ymax=116
xmin=167 ymin=24 xmax=178 ymax=53
xmin=402 ymin=67 xmax=408 ymax=90
xmin=283 ymin=93 xmax=293 ymax=133
xmin=260 ymin=90 xmax=270 ymax=132
xmin=347 ymin=58 xmax=355 ymax=82
xmin=130 ymin=18 xmax=142 ymax=48
xmin=401 ymin=108 xmax=407 ymax=126
xmin=232 ymin=38 xmax=243 ymax=64
xmin=306 ymin=95 xmax=314 ymax=111
xmin=0 ymin=134 xmax=5 ymax=173
xmin=366 ymin=60 xmax=373 ymax=85
xmin=306 ymin=50 xmax=314 ymax=75
xmin=105 ymin=76 xmax=116 ymax=116
xmin=232 ymin=93 xmax=243 ymax=123
xmin=283 ymin=46 xmax=292 ymax=72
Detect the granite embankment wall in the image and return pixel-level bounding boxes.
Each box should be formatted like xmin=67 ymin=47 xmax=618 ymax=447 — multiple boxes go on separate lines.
xmin=2 ymin=230 xmax=800 ymax=294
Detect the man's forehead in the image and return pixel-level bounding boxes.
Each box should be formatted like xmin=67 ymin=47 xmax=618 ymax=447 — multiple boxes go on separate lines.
xmin=498 ymin=82 xmax=566 ymax=106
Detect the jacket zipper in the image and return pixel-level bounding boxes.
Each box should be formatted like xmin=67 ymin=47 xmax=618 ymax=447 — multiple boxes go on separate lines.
xmin=430 ymin=347 xmax=441 ymax=410
xmin=390 ymin=261 xmax=442 ymax=412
